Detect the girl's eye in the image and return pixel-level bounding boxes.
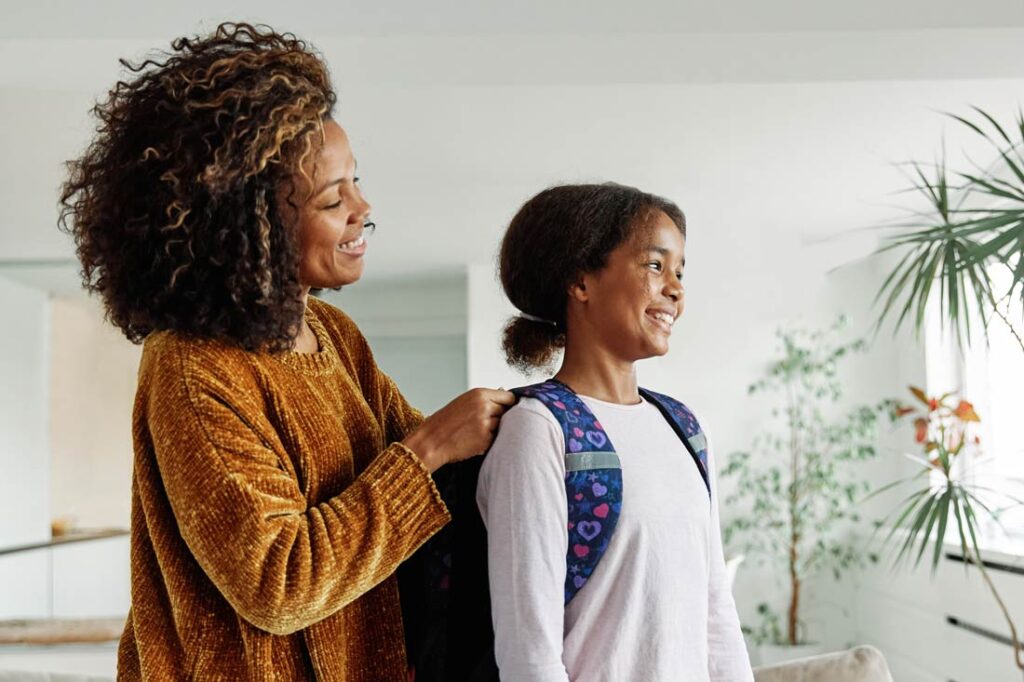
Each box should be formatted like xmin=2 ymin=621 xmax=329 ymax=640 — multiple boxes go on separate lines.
xmin=676 ymin=271 xmax=684 ymax=281
xmin=647 ymin=261 xmax=663 ymax=272
xmin=323 ymin=201 xmax=342 ymax=210
xmin=353 ymin=176 xmax=361 ymax=184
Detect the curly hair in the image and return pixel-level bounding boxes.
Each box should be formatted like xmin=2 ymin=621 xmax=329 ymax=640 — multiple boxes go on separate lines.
xmin=499 ymin=183 xmax=685 ymax=372
xmin=59 ymin=22 xmax=336 ymax=352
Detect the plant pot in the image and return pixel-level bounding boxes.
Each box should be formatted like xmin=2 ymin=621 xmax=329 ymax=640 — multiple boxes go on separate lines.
xmin=754 ymin=642 xmax=828 ymax=668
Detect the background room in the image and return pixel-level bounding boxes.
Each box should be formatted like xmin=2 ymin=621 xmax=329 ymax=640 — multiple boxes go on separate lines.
xmin=1 ymin=1 xmax=1023 ymax=679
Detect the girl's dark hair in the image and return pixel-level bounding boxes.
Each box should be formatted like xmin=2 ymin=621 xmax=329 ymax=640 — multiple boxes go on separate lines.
xmin=59 ymin=23 xmax=335 ymax=352
xmin=499 ymin=182 xmax=685 ymax=372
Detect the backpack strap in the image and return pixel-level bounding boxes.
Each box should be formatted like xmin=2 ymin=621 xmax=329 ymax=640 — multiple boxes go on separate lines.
xmin=638 ymin=387 xmax=711 ymax=497
xmin=512 ymin=380 xmax=623 ymax=604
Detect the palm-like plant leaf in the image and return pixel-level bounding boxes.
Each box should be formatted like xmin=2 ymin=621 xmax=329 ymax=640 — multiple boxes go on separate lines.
xmin=874 ymin=108 xmax=1024 ymax=349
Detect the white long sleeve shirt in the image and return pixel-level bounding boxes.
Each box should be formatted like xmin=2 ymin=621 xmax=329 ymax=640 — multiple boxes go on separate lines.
xmin=476 ymin=394 xmax=754 ymax=682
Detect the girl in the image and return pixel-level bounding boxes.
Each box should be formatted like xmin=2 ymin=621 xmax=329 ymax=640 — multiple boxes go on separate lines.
xmin=476 ymin=183 xmax=753 ymax=681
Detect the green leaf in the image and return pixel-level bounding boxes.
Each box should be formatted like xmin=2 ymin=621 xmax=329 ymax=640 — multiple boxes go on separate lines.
xmin=906 ymin=246 xmax=943 ymax=333
xmin=959 ymin=168 xmax=1024 ymax=202
xmin=896 ymin=492 xmax=938 ymax=567
xmin=970 ymin=105 xmax=1013 ymax=146
xmin=947 ymin=112 xmax=987 ymax=138
xmin=966 ymin=223 xmax=1024 ymax=261
xmin=930 ymin=488 xmax=951 ymax=572
xmin=957 ymin=489 xmax=984 ymax=562
xmin=944 ymin=244 xmax=960 ymax=340
xmin=875 ymin=246 xmax=927 ymax=331
xmin=950 ymin=495 xmax=972 ymax=564
xmin=863 ymin=469 xmax=928 ymax=503
xmin=890 ymin=211 xmax=1020 ymax=245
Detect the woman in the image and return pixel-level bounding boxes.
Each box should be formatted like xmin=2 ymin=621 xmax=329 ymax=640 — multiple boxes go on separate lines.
xmin=60 ymin=23 xmax=512 ymax=680
xmin=476 ymin=184 xmax=753 ymax=681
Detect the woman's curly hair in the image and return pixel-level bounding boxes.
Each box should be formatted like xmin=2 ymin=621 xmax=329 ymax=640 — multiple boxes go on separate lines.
xmin=500 ymin=183 xmax=685 ymax=373
xmin=60 ymin=22 xmax=336 ymax=352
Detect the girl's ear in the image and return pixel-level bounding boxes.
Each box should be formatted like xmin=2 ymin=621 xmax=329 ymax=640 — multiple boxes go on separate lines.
xmin=568 ymin=274 xmax=589 ymax=303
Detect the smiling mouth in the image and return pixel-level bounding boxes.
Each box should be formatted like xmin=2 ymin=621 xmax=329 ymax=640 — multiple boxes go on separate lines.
xmin=337 ymin=234 xmax=367 ymax=255
xmin=646 ymin=310 xmax=676 ymax=333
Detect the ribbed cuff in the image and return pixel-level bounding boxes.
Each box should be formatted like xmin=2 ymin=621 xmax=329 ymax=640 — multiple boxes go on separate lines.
xmin=370 ymin=443 xmax=451 ymax=545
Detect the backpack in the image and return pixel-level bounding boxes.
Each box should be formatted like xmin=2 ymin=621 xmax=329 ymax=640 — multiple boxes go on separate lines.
xmin=398 ymin=379 xmax=711 ymax=681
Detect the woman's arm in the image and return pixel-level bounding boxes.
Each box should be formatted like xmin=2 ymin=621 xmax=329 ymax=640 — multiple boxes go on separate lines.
xmin=705 ymin=440 xmax=756 ymax=681
xmin=145 ymin=339 xmax=451 ymax=636
xmin=313 ymin=299 xmax=511 ymax=470
xmin=476 ymin=403 xmax=571 ymax=682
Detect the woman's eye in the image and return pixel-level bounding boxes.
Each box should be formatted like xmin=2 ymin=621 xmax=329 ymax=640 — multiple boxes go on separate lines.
xmin=323 ymin=201 xmax=342 ymax=210
xmin=676 ymin=271 xmax=684 ymax=281
xmin=647 ymin=261 xmax=662 ymax=272
xmin=353 ymin=176 xmax=360 ymax=184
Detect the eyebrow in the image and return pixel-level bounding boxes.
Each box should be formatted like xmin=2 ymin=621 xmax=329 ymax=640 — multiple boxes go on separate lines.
xmin=643 ymin=245 xmax=686 ymax=267
xmin=313 ymin=159 xmax=358 ymax=196
xmin=314 ymin=178 xmax=343 ymax=195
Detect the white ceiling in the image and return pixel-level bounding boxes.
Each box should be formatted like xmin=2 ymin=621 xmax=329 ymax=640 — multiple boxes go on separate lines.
xmin=2 ymin=1 xmax=1024 ymax=288
xmin=6 ymin=0 xmax=1024 ymax=39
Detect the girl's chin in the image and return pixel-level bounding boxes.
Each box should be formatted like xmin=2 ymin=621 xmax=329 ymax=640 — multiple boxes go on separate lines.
xmin=642 ymin=339 xmax=671 ymax=358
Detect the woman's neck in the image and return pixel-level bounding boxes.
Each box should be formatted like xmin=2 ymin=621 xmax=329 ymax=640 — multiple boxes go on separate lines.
xmin=291 ymin=289 xmax=319 ymax=354
xmin=554 ymin=342 xmax=640 ymax=405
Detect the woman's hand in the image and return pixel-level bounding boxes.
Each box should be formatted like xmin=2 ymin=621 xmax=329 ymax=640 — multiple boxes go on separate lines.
xmin=402 ymin=388 xmax=516 ymax=472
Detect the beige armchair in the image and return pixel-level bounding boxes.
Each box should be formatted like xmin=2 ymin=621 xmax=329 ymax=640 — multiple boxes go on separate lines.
xmin=753 ymin=645 xmax=893 ymax=682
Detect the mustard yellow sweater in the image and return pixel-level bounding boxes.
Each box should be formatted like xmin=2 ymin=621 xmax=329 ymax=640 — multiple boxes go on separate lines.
xmin=117 ymin=297 xmax=451 ymax=680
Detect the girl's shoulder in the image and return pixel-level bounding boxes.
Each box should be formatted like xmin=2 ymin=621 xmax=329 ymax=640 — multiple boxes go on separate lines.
xmin=480 ymin=396 xmax=568 ymax=490
xmin=499 ymin=395 xmax=564 ymax=436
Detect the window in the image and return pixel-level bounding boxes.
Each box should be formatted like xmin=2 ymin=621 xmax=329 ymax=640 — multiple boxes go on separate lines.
xmin=959 ymin=265 xmax=1024 ymax=544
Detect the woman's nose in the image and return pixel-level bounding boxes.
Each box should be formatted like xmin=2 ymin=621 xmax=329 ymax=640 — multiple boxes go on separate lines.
xmin=352 ymin=194 xmax=372 ymax=224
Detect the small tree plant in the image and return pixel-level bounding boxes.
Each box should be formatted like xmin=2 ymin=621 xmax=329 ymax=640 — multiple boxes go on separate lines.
xmin=722 ymin=318 xmax=890 ymax=646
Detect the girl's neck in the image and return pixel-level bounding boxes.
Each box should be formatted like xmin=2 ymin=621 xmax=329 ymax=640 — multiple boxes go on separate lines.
xmin=554 ymin=343 xmax=640 ymax=406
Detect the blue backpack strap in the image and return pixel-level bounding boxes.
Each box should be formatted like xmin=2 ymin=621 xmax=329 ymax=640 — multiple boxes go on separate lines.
xmin=638 ymin=387 xmax=711 ymax=497
xmin=512 ymin=380 xmax=622 ymax=604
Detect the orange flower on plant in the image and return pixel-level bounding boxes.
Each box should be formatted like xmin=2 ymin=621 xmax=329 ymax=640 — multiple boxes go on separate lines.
xmin=928 ymin=398 xmax=939 ymax=411
xmin=954 ymin=400 xmax=980 ymax=422
xmin=914 ymin=417 xmax=929 ymax=444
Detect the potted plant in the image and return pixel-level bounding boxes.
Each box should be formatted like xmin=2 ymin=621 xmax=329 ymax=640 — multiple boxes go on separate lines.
xmin=870 ymin=106 xmax=1024 ymax=676
xmin=721 ymin=318 xmax=890 ymax=664
xmin=876 ymin=388 xmax=1023 ymax=674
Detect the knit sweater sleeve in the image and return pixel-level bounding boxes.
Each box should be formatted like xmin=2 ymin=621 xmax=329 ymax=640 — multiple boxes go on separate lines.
xmin=141 ymin=336 xmax=451 ymax=636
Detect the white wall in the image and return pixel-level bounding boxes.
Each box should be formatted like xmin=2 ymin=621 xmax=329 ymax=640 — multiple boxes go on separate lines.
xmin=51 ymin=535 xmax=130 ymax=619
xmin=49 ymin=296 xmax=139 ymax=530
xmin=367 ymin=337 xmax=467 ymax=414
xmin=0 ymin=275 xmax=51 ymax=619
xmin=853 ymin=548 xmax=1024 ymax=682
xmin=467 ymin=264 xmax=529 ymax=390
xmin=321 ymin=275 xmax=469 ymax=413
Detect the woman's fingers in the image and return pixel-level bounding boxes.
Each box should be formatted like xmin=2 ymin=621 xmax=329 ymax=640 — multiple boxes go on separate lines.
xmin=403 ymin=388 xmax=515 ymax=470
